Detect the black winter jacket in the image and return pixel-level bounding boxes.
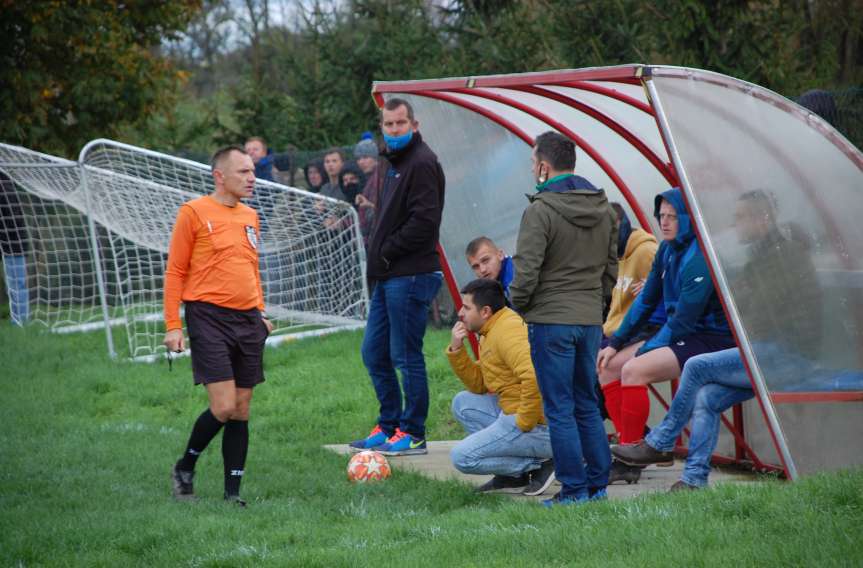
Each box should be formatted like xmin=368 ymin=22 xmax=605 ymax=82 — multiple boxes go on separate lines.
xmin=367 ymin=132 xmax=445 ymax=281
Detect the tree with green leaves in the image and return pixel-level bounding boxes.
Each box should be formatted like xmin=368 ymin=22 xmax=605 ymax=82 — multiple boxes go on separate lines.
xmin=0 ymin=1 xmax=201 ymax=157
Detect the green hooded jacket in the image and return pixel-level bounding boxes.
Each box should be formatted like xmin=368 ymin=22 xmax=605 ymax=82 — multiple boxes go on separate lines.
xmin=510 ymin=175 xmax=618 ymax=325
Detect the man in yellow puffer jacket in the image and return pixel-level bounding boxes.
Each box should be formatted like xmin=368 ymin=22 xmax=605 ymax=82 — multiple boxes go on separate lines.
xmin=446 ymin=279 xmax=555 ymax=496
xmin=602 ymin=204 xmax=662 ymax=338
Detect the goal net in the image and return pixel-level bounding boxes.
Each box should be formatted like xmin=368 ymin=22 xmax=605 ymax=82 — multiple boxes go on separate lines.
xmin=0 ymin=139 xmax=369 ymax=360
xmin=0 ymin=144 xmax=116 ymax=333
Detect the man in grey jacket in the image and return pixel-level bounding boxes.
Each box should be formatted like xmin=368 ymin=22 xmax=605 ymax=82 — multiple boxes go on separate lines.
xmin=511 ymin=131 xmax=617 ymax=506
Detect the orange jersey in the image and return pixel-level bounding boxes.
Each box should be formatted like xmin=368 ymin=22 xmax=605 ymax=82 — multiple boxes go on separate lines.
xmin=163 ymin=195 xmax=264 ymax=330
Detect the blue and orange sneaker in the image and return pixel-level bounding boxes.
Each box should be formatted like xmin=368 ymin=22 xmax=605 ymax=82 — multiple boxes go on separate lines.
xmin=374 ymin=428 xmax=427 ymax=456
xmin=349 ymin=425 xmax=390 ymax=453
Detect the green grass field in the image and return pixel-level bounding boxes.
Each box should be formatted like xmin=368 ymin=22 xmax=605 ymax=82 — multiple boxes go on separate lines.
xmin=1 ymin=321 xmax=861 ymax=567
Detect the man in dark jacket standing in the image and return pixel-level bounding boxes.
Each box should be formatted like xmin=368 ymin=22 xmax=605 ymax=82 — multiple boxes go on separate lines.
xmin=349 ymin=98 xmax=445 ymax=456
xmin=511 ymin=131 xmax=618 ymax=506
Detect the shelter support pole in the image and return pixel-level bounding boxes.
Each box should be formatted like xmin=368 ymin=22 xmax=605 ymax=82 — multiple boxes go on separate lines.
xmin=436 ymin=243 xmax=479 ymax=358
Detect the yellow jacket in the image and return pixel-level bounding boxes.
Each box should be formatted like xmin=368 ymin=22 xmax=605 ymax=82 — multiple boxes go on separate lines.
xmin=603 ymin=228 xmax=658 ymax=337
xmin=445 ymin=307 xmax=545 ymax=432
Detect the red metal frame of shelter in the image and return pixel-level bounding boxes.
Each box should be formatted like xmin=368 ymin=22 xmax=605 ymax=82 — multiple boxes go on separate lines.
xmin=371 ymin=64 xmax=862 ymax=478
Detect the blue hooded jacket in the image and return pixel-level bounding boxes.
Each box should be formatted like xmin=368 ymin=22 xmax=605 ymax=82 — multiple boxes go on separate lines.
xmin=254 ymin=151 xmax=275 ymax=182
xmin=498 ymin=255 xmax=515 ymax=302
xmin=609 ymin=188 xmax=730 ymax=355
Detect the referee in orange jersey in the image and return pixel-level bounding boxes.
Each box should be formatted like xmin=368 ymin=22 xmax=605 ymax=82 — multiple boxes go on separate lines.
xmin=164 ymin=145 xmax=273 ymax=507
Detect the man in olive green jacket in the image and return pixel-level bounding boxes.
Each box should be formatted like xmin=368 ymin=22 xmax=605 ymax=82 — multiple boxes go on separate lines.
xmin=511 ymin=131 xmax=617 ymax=506
xmin=447 ymin=279 xmax=555 ymax=496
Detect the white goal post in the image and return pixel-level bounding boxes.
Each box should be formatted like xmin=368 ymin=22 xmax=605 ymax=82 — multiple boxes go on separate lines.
xmin=0 ymin=139 xmax=369 ymax=361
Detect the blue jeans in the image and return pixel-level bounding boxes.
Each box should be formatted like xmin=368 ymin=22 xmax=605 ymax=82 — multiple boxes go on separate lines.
xmin=3 ymin=255 xmax=29 ymax=326
xmin=645 ymin=347 xmax=754 ymax=487
xmin=361 ymin=273 xmax=442 ymax=438
xmin=528 ymin=323 xmax=610 ymax=499
xmin=450 ymin=391 xmax=553 ymax=477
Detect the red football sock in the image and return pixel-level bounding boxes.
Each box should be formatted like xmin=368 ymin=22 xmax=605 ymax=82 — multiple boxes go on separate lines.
xmin=620 ymin=384 xmax=650 ymax=444
xmin=601 ymin=380 xmax=623 ymax=435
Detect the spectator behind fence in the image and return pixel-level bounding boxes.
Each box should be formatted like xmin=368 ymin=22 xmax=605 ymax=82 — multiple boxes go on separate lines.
xmin=447 ymin=278 xmax=555 ymax=496
xmin=303 ymin=159 xmax=325 ymax=193
xmin=596 ymin=188 xmax=735 ymax=485
xmin=320 ymin=148 xmax=346 ymax=201
xmin=510 ymin=131 xmax=618 ymax=507
xmin=349 ymin=97 xmax=445 ymax=457
xmin=338 ymin=161 xmax=366 ymax=208
xmin=612 ymin=189 xmax=825 ymax=490
xmin=354 ymin=138 xmax=379 ymax=177
xmin=245 ymin=137 xmax=276 ymax=182
xmin=464 ymin=236 xmax=515 ymax=304
xmin=0 ymin=172 xmax=29 ymax=325
xmin=354 ymin=139 xmax=383 ymax=250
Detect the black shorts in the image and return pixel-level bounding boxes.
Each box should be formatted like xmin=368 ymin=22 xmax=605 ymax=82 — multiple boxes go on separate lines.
xmin=185 ymin=301 xmax=268 ymax=388
xmin=667 ymin=333 xmax=737 ymax=368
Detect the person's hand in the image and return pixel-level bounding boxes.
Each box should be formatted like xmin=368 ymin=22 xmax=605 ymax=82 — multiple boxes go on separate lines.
xmin=450 ymin=321 xmax=468 ymax=351
xmin=596 ymin=345 xmax=618 ymax=374
xmin=355 ymin=194 xmax=374 ymax=209
xmin=323 ymin=216 xmax=336 ymax=229
xmin=262 ymin=317 xmax=274 ymax=335
xmin=630 ymin=278 xmax=646 ymax=296
xmin=163 ymin=329 xmax=185 ymax=352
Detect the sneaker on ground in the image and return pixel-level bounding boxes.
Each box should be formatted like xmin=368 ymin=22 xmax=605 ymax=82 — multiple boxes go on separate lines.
xmin=523 ymin=460 xmax=556 ymax=496
xmin=541 ymin=491 xmax=589 ymax=508
xmin=475 ymin=473 xmax=529 ymax=493
xmin=612 ymin=440 xmax=674 ymax=467
xmin=224 ymin=493 xmax=247 ymax=507
xmin=374 ymin=428 xmax=427 ymax=456
xmin=608 ymin=459 xmax=642 ymax=485
xmin=669 ymin=480 xmax=700 ymax=493
xmin=171 ymin=462 xmax=195 ymax=500
xmin=348 ymin=424 xmax=390 ymax=453
xmin=589 ymin=488 xmax=608 ymax=501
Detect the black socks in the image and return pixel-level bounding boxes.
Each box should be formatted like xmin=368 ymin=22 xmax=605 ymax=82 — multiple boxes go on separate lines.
xmin=177 ymin=409 xmax=225 ymax=472
xmin=222 ymin=419 xmax=249 ymax=497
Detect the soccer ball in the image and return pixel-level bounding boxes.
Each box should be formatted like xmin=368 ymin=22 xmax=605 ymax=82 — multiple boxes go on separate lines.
xmin=347 ymin=450 xmax=391 ymax=483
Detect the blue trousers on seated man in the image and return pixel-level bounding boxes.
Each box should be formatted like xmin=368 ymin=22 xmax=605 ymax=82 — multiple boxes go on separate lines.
xmin=446 ymin=279 xmax=555 ymax=495
xmin=612 ymin=346 xmax=754 ymax=489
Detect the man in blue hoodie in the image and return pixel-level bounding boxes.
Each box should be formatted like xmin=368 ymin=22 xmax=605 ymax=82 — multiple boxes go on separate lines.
xmin=245 ymin=137 xmax=276 ymax=182
xmin=611 ymin=189 xmax=828 ymax=490
xmin=596 ymin=188 xmax=735 ymax=481
xmin=465 ymin=236 xmax=515 ymax=303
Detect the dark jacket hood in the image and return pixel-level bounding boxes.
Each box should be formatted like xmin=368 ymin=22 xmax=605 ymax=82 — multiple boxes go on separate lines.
xmin=616 ymin=207 xmax=633 ymax=258
xmin=530 ymin=174 xmax=608 ymax=229
xmin=654 ymin=187 xmax=695 ymax=249
xmin=303 ymin=159 xmax=324 ymax=192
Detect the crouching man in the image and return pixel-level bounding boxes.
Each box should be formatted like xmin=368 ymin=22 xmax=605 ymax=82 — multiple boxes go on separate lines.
xmin=447 ymin=278 xmax=555 ymax=496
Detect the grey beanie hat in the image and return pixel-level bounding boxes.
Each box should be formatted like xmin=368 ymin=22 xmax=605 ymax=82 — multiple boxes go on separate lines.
xmin=354 ymin=139 xmax=379 ymax=159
